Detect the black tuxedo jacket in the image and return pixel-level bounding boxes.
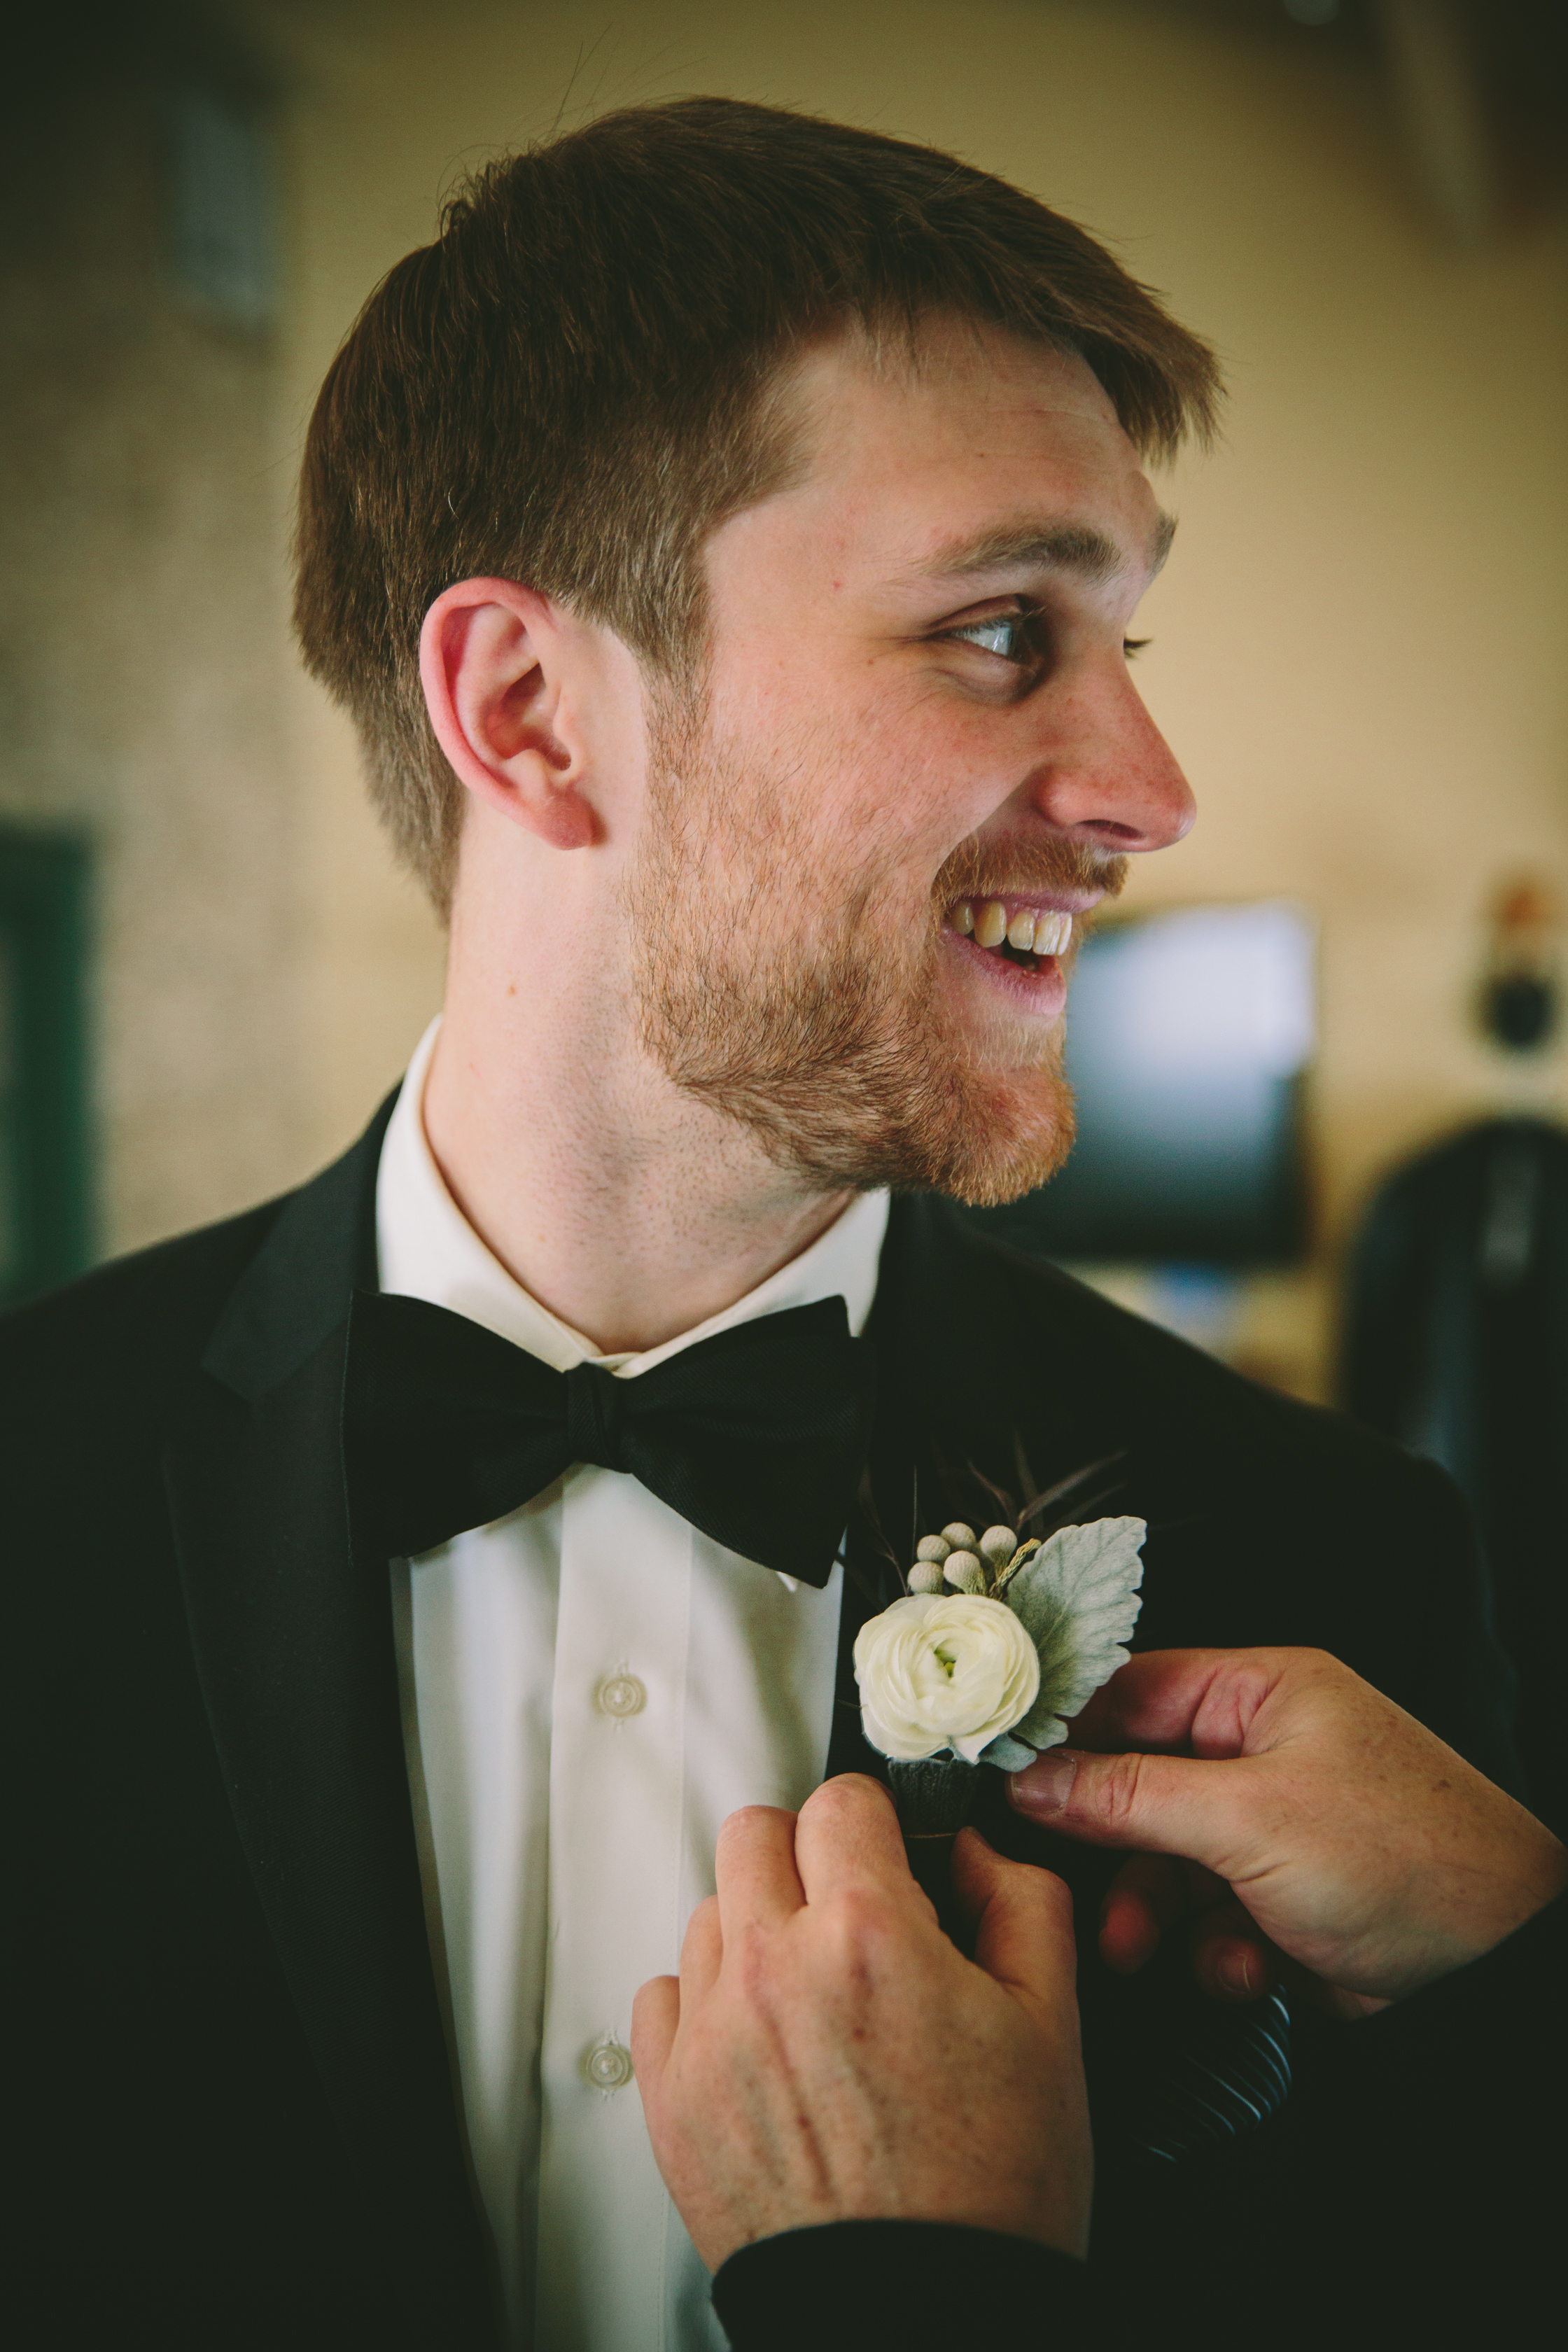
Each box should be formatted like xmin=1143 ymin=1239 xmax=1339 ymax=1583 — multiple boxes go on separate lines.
xmin=7 ymin=1099 xmax=1524 ymax=2348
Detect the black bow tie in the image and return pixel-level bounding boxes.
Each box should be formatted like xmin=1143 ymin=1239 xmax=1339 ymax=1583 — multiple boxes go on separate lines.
xmin=342 ymin=1289 xmax=877 ymax=1586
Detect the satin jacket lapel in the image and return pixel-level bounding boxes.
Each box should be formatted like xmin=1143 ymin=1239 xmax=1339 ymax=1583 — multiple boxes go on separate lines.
xmin=161 ymin=1096 xmax=493 ymax=2330
xmin=827 ymin=1192 xmax=1140 ymax=1777
xmin=827 ymin=1194 xmax=963 ymax=1779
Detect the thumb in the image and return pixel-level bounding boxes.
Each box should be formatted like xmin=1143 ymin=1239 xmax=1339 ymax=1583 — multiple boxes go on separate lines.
xmin=951 ymin=1830 xmax=1077 ymax=2030
xmin=1009 ymin=1745 xmax=1252 ymax=1879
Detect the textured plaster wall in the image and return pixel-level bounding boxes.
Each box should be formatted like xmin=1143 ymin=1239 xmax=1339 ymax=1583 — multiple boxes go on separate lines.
xmin=262 ymin=0 xmax=1567 ymax=1394
xmin=0 ymin=63 xmax=305 ymax=1259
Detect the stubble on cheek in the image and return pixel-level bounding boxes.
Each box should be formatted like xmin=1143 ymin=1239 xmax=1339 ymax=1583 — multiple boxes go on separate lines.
xmin=624 ymin=701 xmax=1098 ymax=1205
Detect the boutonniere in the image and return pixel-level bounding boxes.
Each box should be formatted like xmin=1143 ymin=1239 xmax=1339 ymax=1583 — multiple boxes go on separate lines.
xmin=854 ymin=1516 xmax=1146 ymax=1836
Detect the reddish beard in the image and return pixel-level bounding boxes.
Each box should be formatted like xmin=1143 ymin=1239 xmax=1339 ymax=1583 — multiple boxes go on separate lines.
xmin=625 ymin=706 xmax=1124 ymax=1205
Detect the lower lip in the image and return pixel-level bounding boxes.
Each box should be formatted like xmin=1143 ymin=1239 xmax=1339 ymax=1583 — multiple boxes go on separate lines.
xmin=943 ymin=927 xmax=1069 ymax=1018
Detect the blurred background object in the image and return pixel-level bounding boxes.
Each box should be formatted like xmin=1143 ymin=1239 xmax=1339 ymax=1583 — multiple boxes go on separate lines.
xmin=1 ymin=2 xmax=1564 ymax=1674
xmin=0 ymin=830 xmax=92 ymax=1306
xmin=975 ymin=900 xmax=1315 ymax=1266
xmin=1340 ymin=866 xmax=1567 ymax=1829
xmin=1478 ymin=874 xmax=1562 ymax=1054
xmin=971 ymin=901 xmax=1317 ymax=1378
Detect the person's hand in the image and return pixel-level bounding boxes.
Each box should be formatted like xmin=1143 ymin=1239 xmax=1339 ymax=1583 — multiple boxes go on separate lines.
xmin=1009 ymin=1647 xmax=1566 ymax=2011
xmin=631 ymin=1773 xmax=1091 ymax=2272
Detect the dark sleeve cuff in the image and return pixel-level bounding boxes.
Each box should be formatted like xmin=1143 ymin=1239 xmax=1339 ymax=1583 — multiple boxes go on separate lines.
xmin=1331 ymin=1880 xmax=1566 ymax=2092
xmin=712 ymin=2219 xmax=1084 ymax=2351
xmin=1273 ymin=1884 xmax=1567 ymax=2280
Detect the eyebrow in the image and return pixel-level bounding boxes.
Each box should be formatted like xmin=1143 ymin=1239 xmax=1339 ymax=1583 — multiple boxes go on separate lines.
xmin=916 ymin=509 xmax=1177 ymax=587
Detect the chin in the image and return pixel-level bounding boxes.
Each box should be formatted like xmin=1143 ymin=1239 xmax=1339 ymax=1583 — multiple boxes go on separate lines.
xmin=932 ymin=1072 xmax=1077 ymax=1208
xmin=872 ymin=1047 xmax=1076 ymax=1208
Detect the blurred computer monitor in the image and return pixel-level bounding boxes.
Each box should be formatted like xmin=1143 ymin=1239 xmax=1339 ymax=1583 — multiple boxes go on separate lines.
xmin=969 ymin=900 xmax=1315 ymax=1268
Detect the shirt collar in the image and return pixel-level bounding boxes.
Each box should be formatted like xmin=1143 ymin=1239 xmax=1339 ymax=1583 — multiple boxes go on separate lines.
xmin=375 ymin=1016 xmax=890 ymax=1380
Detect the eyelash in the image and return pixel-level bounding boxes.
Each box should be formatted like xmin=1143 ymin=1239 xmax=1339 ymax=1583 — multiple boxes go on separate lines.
xmin=940 ymin=610 xmax=1150 ymax=671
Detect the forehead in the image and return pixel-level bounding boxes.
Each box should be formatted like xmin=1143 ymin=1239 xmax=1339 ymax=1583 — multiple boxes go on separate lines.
xmin=737 ymin=319 xmax=1161 ymax=593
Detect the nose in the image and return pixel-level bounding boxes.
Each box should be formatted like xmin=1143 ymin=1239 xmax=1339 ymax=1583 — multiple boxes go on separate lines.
xmin=1023 ymin=657 xmax=1196 ymax=853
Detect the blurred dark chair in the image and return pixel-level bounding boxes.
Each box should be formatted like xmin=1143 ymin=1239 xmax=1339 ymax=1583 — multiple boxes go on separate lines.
xmin=1342 ymin=1117 xmax=1568 ymax=1835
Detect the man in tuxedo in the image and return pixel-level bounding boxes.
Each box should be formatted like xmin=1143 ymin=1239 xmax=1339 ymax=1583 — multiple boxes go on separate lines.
xmin=9 ymin=96 xmax=1522 ymax=2350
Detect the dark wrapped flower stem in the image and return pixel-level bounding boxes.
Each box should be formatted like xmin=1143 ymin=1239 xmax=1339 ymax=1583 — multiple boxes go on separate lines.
xmin=887 ymin=1757 xmax=983 ymax=1836
xmin=888 ymin=1758 xmax=982 ymax=1945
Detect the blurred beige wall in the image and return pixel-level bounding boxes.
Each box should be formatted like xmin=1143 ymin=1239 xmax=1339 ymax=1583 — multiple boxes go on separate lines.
xmin=264 ymin=0 xmax=1566 ymax=1392
xmin=1 ymin=57 xmax=307 ymax=1259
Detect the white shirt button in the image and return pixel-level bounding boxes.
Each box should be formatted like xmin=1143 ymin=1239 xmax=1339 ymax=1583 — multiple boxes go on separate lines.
xmin=596 ymin=1672 xmax=646 ymax=1718
xmin=582 ymin=2037 xmax=635 ymax=2092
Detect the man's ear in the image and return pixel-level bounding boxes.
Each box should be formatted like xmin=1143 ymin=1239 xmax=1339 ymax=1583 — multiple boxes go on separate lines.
xmin=419 ymin=578 xmax=597 ymax=850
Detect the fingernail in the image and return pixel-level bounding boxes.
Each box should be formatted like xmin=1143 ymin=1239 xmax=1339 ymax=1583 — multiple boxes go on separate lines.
xmin=1010 ymin=1751 xmax=1078 ymax=1814
xmin=1217 ymin=1949 xmax=1254 ymax=1998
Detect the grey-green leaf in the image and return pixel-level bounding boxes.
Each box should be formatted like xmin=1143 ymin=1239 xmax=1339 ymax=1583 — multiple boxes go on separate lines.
xmin=1002 ymin=1517 xmax=1147 ymax=1748
xmin=977 ymin=1730 xmax=1039 ymax=1772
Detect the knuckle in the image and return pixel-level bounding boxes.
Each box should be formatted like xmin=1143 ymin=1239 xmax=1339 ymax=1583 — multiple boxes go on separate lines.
xmin=824 ymin=1884 xmax=904 ymax=1972
xmin=1098 ymin=1749 xmax=1151 ymax=1836
xmin=715 ymin=1805 xmax=796 ymax=1878
xmin=804 ymin=1773 xmax=887 ymax=1834
xmin=1016 ymin=1861 xmax=1075 ymax=1935
xmin=719 ymin=1802 xmax=792 ymax=1845
xmin=682 ymin=1893 xmax=720 ymax=1954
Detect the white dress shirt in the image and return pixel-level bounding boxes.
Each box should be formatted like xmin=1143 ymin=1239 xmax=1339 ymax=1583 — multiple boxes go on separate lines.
xmin=377 ymin=1018 xmax=889 ymax=2351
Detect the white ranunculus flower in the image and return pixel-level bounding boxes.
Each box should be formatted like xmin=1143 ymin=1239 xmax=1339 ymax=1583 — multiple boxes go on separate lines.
xmin=853 ymin=1593 xmax=1041 ymax=1765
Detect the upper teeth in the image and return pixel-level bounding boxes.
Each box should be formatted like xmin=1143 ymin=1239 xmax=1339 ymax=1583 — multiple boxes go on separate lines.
xmin=953 ymin=899 xmax=1072 ymax=957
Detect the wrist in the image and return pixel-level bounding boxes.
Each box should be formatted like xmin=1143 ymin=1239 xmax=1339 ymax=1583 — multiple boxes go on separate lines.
xmin=1388 ymin=1826 xmax=1568 ymax=1999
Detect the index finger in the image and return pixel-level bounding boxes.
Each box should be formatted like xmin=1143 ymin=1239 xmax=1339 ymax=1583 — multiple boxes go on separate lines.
xmin=792 ymin=1773 xmax=915 ymax=1907
xmin=713 ymin=1803 xmax=806 ymax=1933
xmin=1069 ymin=1648 xmax=1284 ymax=1757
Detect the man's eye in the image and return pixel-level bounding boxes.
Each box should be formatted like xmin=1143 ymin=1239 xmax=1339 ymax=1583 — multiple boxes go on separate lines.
xmin=946 ymin=613 xmax=1035 ymax=664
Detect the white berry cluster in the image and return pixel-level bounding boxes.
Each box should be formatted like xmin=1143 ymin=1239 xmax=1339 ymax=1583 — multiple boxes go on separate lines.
xmin=906 ymin=1520 xmax=1040 ymax=1598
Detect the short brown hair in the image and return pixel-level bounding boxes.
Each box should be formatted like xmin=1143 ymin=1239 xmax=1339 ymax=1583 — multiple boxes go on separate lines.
xmin=294 ymin=97 xmax=1221 ymax=913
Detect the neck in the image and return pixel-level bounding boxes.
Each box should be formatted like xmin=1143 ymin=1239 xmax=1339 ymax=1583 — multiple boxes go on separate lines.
xmin=423 ymin=935 xmax=854 ymax=1359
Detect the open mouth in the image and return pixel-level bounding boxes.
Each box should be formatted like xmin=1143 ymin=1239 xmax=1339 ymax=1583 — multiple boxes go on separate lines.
xmin=946 ymin=897 xmax=1074 ymax=974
